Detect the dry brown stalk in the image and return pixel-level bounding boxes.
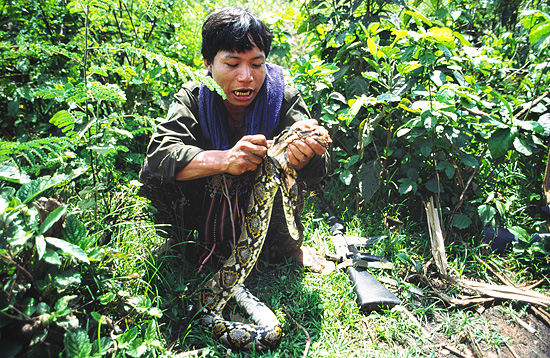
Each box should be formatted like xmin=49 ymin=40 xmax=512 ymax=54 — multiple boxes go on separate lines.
xmin=504 ymin=341 xmax=521 ymax=358
xmin=424 ymin=197 xmax=448 ymax=277
xmin=467 ymin=327 xmax=485 ymax=358
xmin=459 ymin=280 xmax=550 ymax=307
xmin=513 ymin=90 xmax=549 ymax=121
xmin=544 ymin=146 xmax=550 ymax=205
xmin=529 ymin=305 xmax=550 ymax=328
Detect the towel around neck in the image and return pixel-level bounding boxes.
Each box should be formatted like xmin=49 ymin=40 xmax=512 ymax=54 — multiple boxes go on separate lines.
xmin=198 ymin=63 xmax=285 ymax=150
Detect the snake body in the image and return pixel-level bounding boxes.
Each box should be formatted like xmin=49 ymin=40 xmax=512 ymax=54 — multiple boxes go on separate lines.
xmin=197 ymin=126 xmax=331 ymax=351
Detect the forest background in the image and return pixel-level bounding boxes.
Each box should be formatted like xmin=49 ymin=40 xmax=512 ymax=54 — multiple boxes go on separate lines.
xmin=2 ymin=0 xmax=550 ymax=357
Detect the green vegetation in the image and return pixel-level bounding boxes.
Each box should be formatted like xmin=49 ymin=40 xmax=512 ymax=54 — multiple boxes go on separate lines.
xmin=1 ymin=0 xmax=550 ymax=357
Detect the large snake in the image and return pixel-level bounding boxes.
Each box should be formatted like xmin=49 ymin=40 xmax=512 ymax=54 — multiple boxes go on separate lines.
xmin=197 ymin=125 xmax=331 ymax=351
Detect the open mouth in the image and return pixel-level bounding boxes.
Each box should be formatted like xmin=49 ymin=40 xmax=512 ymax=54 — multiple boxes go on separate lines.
xmin=234 ymin=90 xmax=252 ymax=97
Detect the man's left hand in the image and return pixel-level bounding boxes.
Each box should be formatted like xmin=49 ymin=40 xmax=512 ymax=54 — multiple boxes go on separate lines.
xmin=287 ymin=119 xmax=329 ymax=170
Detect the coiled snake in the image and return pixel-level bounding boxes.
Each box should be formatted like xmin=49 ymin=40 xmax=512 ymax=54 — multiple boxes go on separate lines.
xmin=197 ymin=125 xmax=331 ymax=351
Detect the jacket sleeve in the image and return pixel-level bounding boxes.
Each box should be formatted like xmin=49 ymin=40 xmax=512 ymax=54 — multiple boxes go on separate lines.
xmin=143 ymin=84 xmax=206 ymax=182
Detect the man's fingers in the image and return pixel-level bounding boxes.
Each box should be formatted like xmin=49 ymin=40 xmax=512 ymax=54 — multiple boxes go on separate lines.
xmin=243 ymin=134 xmax=268 ymax=146
xmin=288 ymin=142 xmax=309 ymax=163
xmin=305 ymin=136 xmax=327 ymax=155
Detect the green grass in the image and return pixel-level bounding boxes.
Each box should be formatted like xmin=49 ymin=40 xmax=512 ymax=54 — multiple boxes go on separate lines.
xmin=60 ymin=165 xmax=543 ymax=358
xmin=104 ymin=173 xmax=546 ymax=357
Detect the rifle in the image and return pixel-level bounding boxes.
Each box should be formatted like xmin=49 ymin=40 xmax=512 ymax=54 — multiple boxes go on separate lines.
xmin=317 ymin=190 xmax=401 ymax=312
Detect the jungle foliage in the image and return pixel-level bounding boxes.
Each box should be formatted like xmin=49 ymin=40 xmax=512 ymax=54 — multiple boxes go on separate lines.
xmin=1 ymin=0 xmax=550 ymax=357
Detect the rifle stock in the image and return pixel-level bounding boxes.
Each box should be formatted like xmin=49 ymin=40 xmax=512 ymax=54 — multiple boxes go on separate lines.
xmin=318 ymin=191 xmax=401 ymax=312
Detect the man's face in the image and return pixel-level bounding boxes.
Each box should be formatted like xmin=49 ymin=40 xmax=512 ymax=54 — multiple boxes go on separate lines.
xmin=205 ymin=45 xmax=267 ymax=113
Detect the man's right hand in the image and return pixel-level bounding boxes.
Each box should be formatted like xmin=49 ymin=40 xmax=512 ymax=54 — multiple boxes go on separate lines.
xmin=222 ymin=134 xmax=268 ymax=175
xmin=175 ymin=134 xmax=268 ymax=181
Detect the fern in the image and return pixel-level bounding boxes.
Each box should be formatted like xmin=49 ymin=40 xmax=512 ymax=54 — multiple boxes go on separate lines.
xmin=0 ymin=137 xmax=74 ymax=170
xmin=123 ymin=45 xmax=226 ymax=98
xmin=34 ymin=43 xmax=84 ymax=66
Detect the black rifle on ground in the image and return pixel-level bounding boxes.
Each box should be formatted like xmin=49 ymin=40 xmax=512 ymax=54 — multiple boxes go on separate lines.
xmin=317 ymin=190 xmax=402 ymax=312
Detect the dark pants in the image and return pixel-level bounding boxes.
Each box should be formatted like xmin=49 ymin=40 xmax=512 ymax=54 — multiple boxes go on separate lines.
xmin=139 ymin=173 xmax=305 ymax=264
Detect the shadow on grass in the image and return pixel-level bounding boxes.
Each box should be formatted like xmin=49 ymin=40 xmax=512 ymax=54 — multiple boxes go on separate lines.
xmin=149 ymin=240 xmax=324 ymax=357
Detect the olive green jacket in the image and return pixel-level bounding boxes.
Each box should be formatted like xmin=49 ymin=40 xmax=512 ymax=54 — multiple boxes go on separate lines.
xmin=141 ymin=82 xmax=329 ymax=184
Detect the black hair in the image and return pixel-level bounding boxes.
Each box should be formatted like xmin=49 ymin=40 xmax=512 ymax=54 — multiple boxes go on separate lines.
xmin=201 ymin=7 xmax=273 ymax=63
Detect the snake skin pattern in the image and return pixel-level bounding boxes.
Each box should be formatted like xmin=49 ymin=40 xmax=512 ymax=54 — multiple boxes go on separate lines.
xmin=197 ymin=125 xmax=331 ymax=351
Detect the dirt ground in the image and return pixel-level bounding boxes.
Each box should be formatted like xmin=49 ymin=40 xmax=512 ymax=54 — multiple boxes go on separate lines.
xmin=481 ymin=306 xmax=550 ymax=358
xmin=430 ymin=305 xmax=550 ymax=358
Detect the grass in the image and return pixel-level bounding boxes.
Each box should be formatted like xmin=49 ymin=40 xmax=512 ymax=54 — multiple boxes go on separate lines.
xmin=106 ymin=174 xmax=545 ymax=358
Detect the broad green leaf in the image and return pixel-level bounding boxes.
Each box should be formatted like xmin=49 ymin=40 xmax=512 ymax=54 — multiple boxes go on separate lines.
xmin=488 ymin=128 xmax=516 ymax=158
xmin=428 ymin=27 xmax=455 ymax=49
xmin=401 ymin=45 xmax=417 ymax=62
xmin=358 ymin=160 xmax=382 ymax=202
xmin=478 ymin=204 xmax=496 ymax=225
xmin=36 ymin=235 xmax=46 ymax=260
xmin=436 ymin=161 xmax=456 ymax=179
xmin=423 ymin=115 xmax=438 ymax=132
xmin=419 ymin=139 xmax=433 ymax=157
xmin=426 ymin=179 xmax=444 ymax=193
xmin=43 ymin=248 xmax=62 ymax=265
xmin=396 ymin=127 xmax=411 ymax=137
xmin=513 ymin=137 xmax=533 ymax=156
xmin=452 ymin=31 xmax=471 ymax=46
xmin=118 ymin=327 xmax=139 ymax=349
xmin=98 ymin=292 xmax=116 ymax=305
xmin=398 ymin=178 xmax=417 ymax=194
xmin=514 ymin=119 xmax=544 ymax=134
xmin=0 ymin=163 xmax=30 ymax=184
xmin=53 ymin=269 xmax=82 ymax=291
xmin=397 ymin=61 xmax=422 ymax=74
xmin=64 ymin=329 xmax=92 ymax=358
xmin=490 ymin=90 xmax=512 ymax=119
xmin=539 ymin=113 xmax=550 ymax=136
xmin=344 ymin=155 xmax=360 ymax=169
xmin=367 ymin=37 xmax=377 ymax=58
xmin=45 ymin=237 xmax=89 ymax=264
xmin=21 ymin=297 xmax=37 ymax=316
xmin=16 ymin=176 xmax=68 ymax=204
xmin=91 ymin=311 xmax=105 ymax=324
xmin=7 ymin=229 xmax=31 ymax=246
xmin=145 ymin=320 xmax=159 ymax=341
xmin=345 ymin=95 xmax=376 ymax=125
xmin=419 ymin=49 xmax=436 ymax=67
xmin=451 ymin=214 xmax=472 ymax=229
xmin=459 ymin=154 xmax=477 ymax=168
xmin=55 ymin=295 xmax=78 ymax=311
xmin=362 ymin=71 xmax=379 ymax=82
xmin=495 ymin=200 xmax=506 ymax=217
xmin=507 ymin=226 xmax=530 ymax=242
xmin=376 ymin=93 xmax=401 ymax=103
xmin=480 ymin=115 xmax=509 ymax=129
xmin=63 ymin=214 xmax=93 ymax=250
xmin=431 ymin=70 xmax=446 ymax=87
xmin=405 ymin=10 xmax=432 ymax=27
xmin=39 ymin=206 xmax=67 ymax=235
xmin=346 ymin=76 xmax=370 ymax=99
xmin=339 ymin=170 xmax=353 ymax=186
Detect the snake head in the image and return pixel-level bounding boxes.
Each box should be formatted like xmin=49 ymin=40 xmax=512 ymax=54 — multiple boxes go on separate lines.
xmin=267 ymin=123 xmax=331 ymax=192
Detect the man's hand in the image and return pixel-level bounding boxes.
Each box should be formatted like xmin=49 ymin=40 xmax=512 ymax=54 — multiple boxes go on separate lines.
xmin=175 ymin=134 xmax=268 ymax=180
xmin=222 ymin=134 xmax=268 ymax=175
xmin=286 ymin=119 xmax=329 ymax=170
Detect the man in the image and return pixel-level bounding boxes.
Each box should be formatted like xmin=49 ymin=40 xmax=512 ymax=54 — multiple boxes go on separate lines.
xmin=140 ymin=7 xmax=330 ymax=272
